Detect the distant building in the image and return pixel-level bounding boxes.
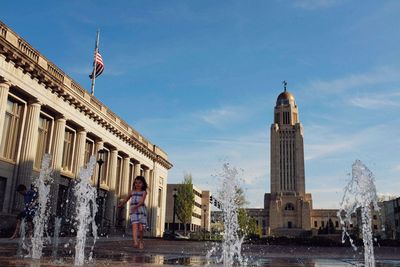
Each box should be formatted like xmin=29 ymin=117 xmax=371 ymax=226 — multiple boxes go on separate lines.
xmin=165 ymin=184 xmax=210 ymax=233
xmin=0 ymin=20 xmax=172 ymax=237
xmin=381 ymin=197 xmax=400 ymax=240
xmin=264 ymin=87 xmax=313 ymax=237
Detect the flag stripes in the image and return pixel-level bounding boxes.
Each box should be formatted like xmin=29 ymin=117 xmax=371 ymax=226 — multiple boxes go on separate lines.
xmin=89 ymin=52 xmax=104 ymax=79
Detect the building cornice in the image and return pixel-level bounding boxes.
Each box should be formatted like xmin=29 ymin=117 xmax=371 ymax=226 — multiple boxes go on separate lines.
xmin=0 ymin=20 xmax=172 ymax=170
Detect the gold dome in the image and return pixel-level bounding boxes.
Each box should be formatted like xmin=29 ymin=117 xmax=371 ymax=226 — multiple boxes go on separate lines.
xmin=276 ymin=91 xmax=295 ymax=106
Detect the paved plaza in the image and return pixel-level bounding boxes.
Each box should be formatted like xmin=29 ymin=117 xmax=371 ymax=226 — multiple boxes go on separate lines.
xmin=0 ymin=236 xmax=400 ymax=266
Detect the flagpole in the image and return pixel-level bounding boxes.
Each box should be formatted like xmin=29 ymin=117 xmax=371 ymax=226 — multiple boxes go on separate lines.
xmin=90 ymin=30 xmax=100 ymax=95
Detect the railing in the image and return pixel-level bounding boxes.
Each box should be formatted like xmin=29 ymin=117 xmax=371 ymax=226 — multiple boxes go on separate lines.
xmin=18 ymin=39 xmax=39 ymax=63
xmin=90 ymin=97 xmax=102 ymax=110
xmin=0 ymin=23 xmax=6 ymax=38
xmin=71 ymin=81 xmax=86 ymax=98
xmin=47 ymin=63 xmax=64 ymax=82
xmin=120 ymin=121 xmax=129 ymax=131
xmin=106 ymin=109 xmax=117 ymax=121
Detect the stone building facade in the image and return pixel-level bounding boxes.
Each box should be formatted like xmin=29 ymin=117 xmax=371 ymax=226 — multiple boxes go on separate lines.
xmin=0 ymin=20 xmax=172 ymax=237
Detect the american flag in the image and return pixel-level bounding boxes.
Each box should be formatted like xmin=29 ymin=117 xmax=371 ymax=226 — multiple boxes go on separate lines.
xmin=89 ymin=52 xmax=104 ymax=79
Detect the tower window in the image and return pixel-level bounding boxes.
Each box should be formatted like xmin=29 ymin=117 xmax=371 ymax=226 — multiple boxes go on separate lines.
xmin=284 ymin=203 xmax=295 ymax=210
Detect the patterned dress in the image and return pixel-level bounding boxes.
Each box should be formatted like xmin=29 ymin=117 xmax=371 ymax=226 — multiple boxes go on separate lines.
xmin=129 ymin=191 xmax=147 ymax=225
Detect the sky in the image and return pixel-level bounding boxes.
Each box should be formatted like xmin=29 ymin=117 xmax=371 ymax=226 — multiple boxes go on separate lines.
xmin=1 ymin=0 xmax=399 ymax=208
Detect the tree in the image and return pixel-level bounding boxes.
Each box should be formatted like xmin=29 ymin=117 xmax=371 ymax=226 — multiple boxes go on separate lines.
xmin=175 ymin=173 xmax=195 ymax=235
xmin=237 ymin=208 xmax=261 ymax=238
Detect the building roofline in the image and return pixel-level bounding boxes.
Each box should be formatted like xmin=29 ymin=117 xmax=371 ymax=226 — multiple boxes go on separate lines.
xmin=0 ymin=20 xmax=172 ymax=169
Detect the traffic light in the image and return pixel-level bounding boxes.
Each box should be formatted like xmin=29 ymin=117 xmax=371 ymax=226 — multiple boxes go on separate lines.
xmin=209 ymin=195 xmax=213 ymax=203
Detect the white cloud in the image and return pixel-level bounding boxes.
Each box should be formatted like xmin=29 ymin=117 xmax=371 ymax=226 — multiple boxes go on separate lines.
xmin=305 ymin=67 xmax=400 ymax=93
xmin=349 ymin=94 xmax=400 ymax=109
xmin=197 ymin=106 xmax=248 ymax=127
xmin=292 ymin=0 xmax=344 ymax=10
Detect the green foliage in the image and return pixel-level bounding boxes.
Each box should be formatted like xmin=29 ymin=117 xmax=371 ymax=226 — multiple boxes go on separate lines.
xmin=175 ymin=173 xmax=195 ymax=234
xmin=234 ymin=187 xmax=248 ymax=207
xmin=237 ymin=208 xmax=261 ymax=238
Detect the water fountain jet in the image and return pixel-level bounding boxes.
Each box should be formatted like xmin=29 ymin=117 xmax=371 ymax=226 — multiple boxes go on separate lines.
xmin=338 ymin=160 xmax=379 ymax=267
xmin=73 ymin=155 xmax=98 ymax=266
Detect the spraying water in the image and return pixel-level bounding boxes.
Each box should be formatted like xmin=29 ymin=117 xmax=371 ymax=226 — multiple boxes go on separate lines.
xmin=337 ymin=160 xmax=379 ymax=267
xmin=16 ymin=219 xmax=27 ymax=257
xmin=51 ymin=217 xmax=62 ymax=259
xmin=207 ymin=163 xmax=245 ymax=266
xmin=31 ymin=153 xmax=53 ymax=259
xmin=74 ymin=155 xmax=98 ymax=266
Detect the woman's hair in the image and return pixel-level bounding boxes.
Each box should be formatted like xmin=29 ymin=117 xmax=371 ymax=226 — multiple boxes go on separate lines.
xmin=133 ymin=175 xmax=148 ymax=191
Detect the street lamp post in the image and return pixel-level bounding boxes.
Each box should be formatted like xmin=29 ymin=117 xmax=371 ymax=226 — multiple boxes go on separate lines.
xmin=96 ymin=149 xmax=106 ymax=232
xmin=172 ymin=188 xmax=177 ymax=236
xmin=96 ymin=149 xmax=106 ymax=193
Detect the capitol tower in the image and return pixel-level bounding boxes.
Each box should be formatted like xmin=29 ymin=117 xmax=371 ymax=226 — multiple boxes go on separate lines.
xmin=265 ymin=82 xmax=313 ymax=236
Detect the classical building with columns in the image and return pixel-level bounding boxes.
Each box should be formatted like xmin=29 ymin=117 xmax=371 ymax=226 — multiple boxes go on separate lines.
xmin=0 ymin=20 xmax=172 ymax=237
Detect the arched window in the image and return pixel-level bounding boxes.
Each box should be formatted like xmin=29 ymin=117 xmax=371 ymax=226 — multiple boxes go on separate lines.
xmin=284 ymin=203 xmax=295 ymax=211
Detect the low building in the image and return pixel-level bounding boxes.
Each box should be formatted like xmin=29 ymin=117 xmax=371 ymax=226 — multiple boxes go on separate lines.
xmin=0 ymin=20 xmax=172 ymax=237
xmin=381 ymin=197 xmax=400 ymax=240
xmin=165 ymin=184 xmax=210 ymax=234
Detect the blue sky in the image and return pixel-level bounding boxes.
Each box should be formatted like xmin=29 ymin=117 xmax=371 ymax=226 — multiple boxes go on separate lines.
xmin=2 ymin=0 xmax=399 ymax=208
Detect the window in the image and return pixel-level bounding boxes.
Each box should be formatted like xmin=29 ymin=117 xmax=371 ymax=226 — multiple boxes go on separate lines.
xmin=0 ymin=99 xmax=24 ymax=161
xmin=158 ymin=188 xmax=162 ymax=208
xmin=84 ymin=139 xmax=94 ymax=166
xmin=34 ymin=115 xmax=52 ymax=169
xmin=373 ymin=225 xmax=378 ymax=230
xmin=373 ymin=215 xmax=377 ymax=220
xmin=335 ymin=221 xmax=339 ymax=228
xmin=284 ymin=203 xmax=295 ymax=211
xmin=314 ymin=221 xmax=318 ymax=227
xmin=321 ymin=221 xmax=325 ymax=227
xmin=61 ymin=128 xmax=75 ymax=172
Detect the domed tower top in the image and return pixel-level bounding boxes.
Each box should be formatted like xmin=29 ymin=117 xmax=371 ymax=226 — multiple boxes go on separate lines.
xmin=276 ymin=81 xmax=296 ymax=106
xmin=273 ymin=81 xmax=299 ymax=125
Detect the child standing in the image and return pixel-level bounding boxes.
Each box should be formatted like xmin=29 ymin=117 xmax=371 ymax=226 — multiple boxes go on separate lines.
xmin=118 ymin=175 xmax=148 ymax=249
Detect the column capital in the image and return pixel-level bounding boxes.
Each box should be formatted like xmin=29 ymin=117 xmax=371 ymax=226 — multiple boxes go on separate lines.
xmin=27 ymin=99 xmax=41 ymax=107
xmin=77 ymin=127 xmax=87 ymax=133
xmin=54 ymin=115 xmax=67 ymax=122
xmin=0 ymin=80 xmax=12 ymax=89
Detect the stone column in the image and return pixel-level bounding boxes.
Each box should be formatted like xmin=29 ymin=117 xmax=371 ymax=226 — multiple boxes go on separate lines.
xmin=143 ymin=167 xmax=151 ymax=233
xmin=134 ymin=162 xmax=141 ymax=178
xmin=144 ymin=168 xmax=150 ymax=186
xmin=73 ymin=128 xmax=87 ymax=176
xmin=50 ymin=117 xmax=66 ymax=215
xmin=15 ymin=100 xmax=41 ymax=210
xmin=122 ymin=157 xmax=130 ymax=229
xmin=0 ymin=81 xmax=11 ymax=144
xmin=122 ymin=157 xmax=130 ymax=196
xmin=149 ymin=168 xmax=157 ymax=236
xmin=105 ymin=149 xmax=118 ymax=228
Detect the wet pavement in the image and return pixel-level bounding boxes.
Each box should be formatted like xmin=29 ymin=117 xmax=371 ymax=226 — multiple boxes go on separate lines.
xmin=1 ymin=236 xmax=400 ymax=266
